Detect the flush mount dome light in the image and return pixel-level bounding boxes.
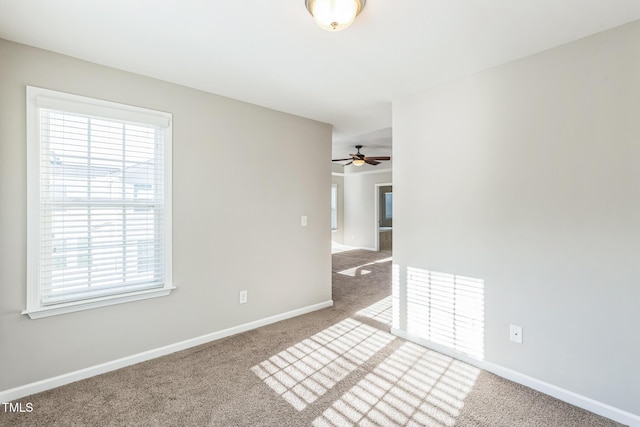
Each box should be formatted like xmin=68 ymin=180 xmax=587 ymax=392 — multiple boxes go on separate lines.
xmin=305 ymin=0 xmax=366 ymax=31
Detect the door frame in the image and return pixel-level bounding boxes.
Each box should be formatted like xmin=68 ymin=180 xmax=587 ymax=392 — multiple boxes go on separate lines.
xmin=373 ymin=182 xmax=393 ymax=251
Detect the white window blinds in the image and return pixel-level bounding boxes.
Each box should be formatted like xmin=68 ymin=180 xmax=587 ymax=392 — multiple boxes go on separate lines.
xmin=26 ymin=87 xmax=173 ymax=317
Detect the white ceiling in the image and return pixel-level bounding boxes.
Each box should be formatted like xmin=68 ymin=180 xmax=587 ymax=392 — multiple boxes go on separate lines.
xmin=1 ymin=1 xmax=639 ymax=159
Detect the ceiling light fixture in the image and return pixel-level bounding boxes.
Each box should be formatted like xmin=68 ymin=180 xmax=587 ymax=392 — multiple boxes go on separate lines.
xmin=305 ymin=0 xmax=366 ymax=32
xmin=352 ymin=158 xmax=366 ymax=166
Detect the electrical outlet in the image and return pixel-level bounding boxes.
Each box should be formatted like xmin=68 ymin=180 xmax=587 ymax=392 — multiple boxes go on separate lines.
xmin=239 ymin=290 xmax=248 ymax=304
xmin=510 ymin=325 xmax=523 ymax=344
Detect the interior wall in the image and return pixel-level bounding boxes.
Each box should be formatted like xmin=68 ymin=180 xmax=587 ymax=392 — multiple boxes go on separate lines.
xmin=343 ymin=169 xmax=392 ymax=250
xmin=0 ymin=39 xmax=332 ymax=391
xmin=392 ymin=20 xmax=640 ymax=415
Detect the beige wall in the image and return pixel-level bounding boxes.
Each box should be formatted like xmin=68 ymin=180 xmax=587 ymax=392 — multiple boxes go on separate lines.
xmin=343 ymin=169 xmax=392 ymax=250
xmin=392 ymin=21 xmax=640 ymax=416
xmin=0 ymin=39 xmax=332 ymax=391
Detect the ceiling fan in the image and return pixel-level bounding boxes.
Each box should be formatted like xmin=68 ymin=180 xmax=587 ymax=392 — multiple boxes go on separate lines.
xmin=332 ymin=145 xmax=390 ymax=167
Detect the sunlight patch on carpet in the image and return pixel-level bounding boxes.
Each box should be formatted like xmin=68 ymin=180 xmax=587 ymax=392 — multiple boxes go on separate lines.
xmin=339 ymin=267 xmax=372 ymax=277
xmin=337 ymin=257 xmax=392 ymax=277
xmin=313 ymin=341 xmax=480 ymax=426
xmin=251 ymin=318 xmax=395 ymax=411
xmin=356 ymin=296 xmax=393 ymax=326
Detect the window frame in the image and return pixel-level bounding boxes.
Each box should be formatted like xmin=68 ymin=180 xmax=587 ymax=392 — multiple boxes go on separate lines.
xmin=24 ymin=86 xmax=174 ymax=319
xmin=331 ymin=183 xmax=338 ymax=231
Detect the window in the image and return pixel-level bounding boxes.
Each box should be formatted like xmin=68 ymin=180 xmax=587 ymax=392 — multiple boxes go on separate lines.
xmin=25 ymin=86 xmax=173 ymax=319
xmin=331 ymin=184 xmax=338 ymax=230
xmin=384 ymin=192 xmax=393 ymax=220
xmin=379 ymin=186 xmax=392 ymax=228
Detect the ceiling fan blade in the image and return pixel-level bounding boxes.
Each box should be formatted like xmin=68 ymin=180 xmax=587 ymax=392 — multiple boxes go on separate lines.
xmin=345 ymin=161 xmax=353 ymax=166
xmin=365 ymin=159 xmax=380 ymax=165
xmin=364 ymin=156 xmax=391 ymax=161
xmin=332 ymin=158 xmax=353 ymax=162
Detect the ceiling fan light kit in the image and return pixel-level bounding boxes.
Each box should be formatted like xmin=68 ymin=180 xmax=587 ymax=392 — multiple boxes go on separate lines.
xmin=333 ymin=145 xmax=391 ymax=167
xmin=305 ymin=0 xmax=366 ymax=31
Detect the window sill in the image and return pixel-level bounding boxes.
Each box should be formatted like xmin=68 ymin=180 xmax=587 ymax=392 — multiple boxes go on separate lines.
xmin=22 ymin=286 xmax=176 ymax=319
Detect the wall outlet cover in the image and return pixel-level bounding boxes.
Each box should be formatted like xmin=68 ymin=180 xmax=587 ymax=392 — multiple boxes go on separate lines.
xmin=510 ymin=325 xmax=523 ymax=344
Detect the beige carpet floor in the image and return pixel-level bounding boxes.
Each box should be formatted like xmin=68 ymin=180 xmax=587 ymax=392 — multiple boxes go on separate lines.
xmin=1 ymin=249 xmax=624 ymax=426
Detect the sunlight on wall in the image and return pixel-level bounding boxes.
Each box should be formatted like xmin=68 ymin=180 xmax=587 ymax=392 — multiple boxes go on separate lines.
xmin=251 ymin=318 xmax=395 ymax=411
xmin=392 ymin=263 xmax=400 ymax=329
xmin=313 ymin=341 xmax=480 ymax=426
xmin=406 ymin=267 xmax=485 ymax=360
xmin=356 ymin=296 xmax=393 ymax=326
xmin=338 ymin=257 xmax=393 ymax=277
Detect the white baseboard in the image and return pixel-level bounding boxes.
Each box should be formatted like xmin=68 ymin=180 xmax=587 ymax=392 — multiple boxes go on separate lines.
xmin=0 ymin=300 xmax=334 ymax=403
xmin=391 ymin=328 xmax=640 ymax=427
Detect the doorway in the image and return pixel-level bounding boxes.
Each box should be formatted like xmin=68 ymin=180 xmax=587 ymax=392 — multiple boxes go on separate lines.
xmin=374 ymin=183 xmax=392 ymax=251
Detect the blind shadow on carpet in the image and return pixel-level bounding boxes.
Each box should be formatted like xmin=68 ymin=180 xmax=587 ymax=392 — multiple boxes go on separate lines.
xmin=1 ymin=249 xmax=623 ymax=427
